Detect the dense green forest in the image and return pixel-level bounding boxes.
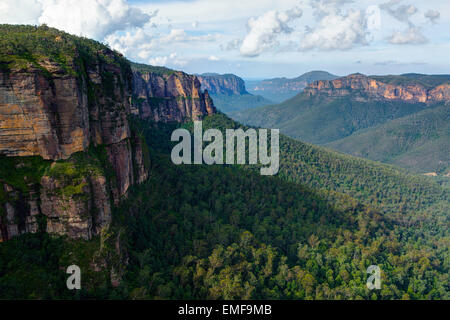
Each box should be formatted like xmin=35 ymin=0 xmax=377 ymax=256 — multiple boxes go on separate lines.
xmin=231 ymin=93 xmax=431 ymax=145
xmin=0 ymin=25 xmax=448 ymax=300
xmin=116 ymin=116 xmax=449 ymax=299
xmin=1 ymin=114 xmax=448 ymax=299
xmin=0 ymin=24 xmax=130 ymax=78
xmin=131 ymin=61 xmax=177 ymax=76
xmin=326 ymin=103 xmax=450 ymax=174
xmin=370 ymin=74 xmax=450 ymax=88
xmin=231 ymin=77 xmax=449 ymax=174
xmin=202 ymin=114 xmax=448 ymax=215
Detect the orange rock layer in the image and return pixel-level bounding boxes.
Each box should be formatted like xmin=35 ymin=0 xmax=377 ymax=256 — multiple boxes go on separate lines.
xmin=304 ymin=73 xmax=450 ymax=103
xmin=132 ymin=70 xmax=216 ymax=122
xmin=0 ymin=51 xmax=216 ymax=242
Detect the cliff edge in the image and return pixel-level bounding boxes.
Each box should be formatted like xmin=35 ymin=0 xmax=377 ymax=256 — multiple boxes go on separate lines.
xmin=304 ymin=73 xmax=450 ymax=103
xmin=0 ymin=25 xmax=214 ymax=242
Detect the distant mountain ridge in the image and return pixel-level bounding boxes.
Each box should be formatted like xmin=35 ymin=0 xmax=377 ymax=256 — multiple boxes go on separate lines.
xmin=197 ymin=73 xmax=249 ymax=95
xmin=305 ymin=73 xmax=450 ymax=103
xmin=231 ymin=72 xmax=450 ymax=173
xmin=247 ymin=70 xmax=339 ymax=102
xmin=371 ymin=73 xmax=450 ymax=88
xmin=196 ymin=73 xmax=273 ymax=113
xmin=1 ymin=25 xmax=449 ymax=301
xmin=0 ymin=25 xmax=215 ymax=242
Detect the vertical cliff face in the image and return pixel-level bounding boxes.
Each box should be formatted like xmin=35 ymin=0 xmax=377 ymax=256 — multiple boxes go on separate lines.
xmin=0 ymin=26 xmax=216 ymax=242
xmin=0 ymin=52 xmax=132 ymax=161
xmin=0 ymin=26 xmax=149 ymax=241
xmin=131 ymin=64 xmax=216 ymax=122
xmin=197 ymin=73 xmax=249 ymax=95
xmin=304 ymin=73 xmax=450 ymax=103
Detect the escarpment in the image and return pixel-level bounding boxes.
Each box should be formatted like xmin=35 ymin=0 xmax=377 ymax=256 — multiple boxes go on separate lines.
xmin=131 ymin=63 xmax=216 ymax=122
xmin=0 ymin=50 xmax=134 ymax=161
xmin=0 ymin=27 xmax=126 ymax=240
xmin=196 ymin=73 xmax=248 ymax=95
xmin=304 ymin=73 xmax=450 ymax=103
xmin=0 ymin=26 xmax=216 ymax=242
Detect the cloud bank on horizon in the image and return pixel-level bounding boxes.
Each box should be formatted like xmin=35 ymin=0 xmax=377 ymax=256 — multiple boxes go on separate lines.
xmin=0 ymin=0 xmax=449 ymax=77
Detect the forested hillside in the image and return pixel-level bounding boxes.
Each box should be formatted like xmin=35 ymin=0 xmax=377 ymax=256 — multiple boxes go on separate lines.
xmin=231 ymin=73 xmax=450 ymax=173
xmin=327 ymin=103 xmax=450 ymax=174
xmin=108 ymin=115 xmax=450 ymax=299
xmin=0 ymin=25 xmax=448 ymax=301
xmin=3 ymin=113 xmax=448 ymax=299
xmin=231 ymin=92 xmax=430 ymax=145
xmin=200 ymin=114 xmax=448 ymax=215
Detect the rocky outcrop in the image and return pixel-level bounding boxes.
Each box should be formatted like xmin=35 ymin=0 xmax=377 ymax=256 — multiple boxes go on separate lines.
xmin=0 ymin=35 xmax=148 ymax=241
xmin=304 ymin=73 xmax=450 ymax=103
xmin=132 ymin=69 xmax=216 ymax=122
xmin=197 ymin=73 xmax=248 ymax=95
xmin=0 ymin=26 xmax=216 ymax=242
xmin=196 ymin=73 xmax=273 ymax=113
xmin=0 ymin=51 xmax=142 ymax=202
xmin=0 ymin=181 xmax=42 ymax=241
xmin=40 ymin=173 xmax=112 ymax=240
xmin=0 ymin=54 xmax=130 ymax=160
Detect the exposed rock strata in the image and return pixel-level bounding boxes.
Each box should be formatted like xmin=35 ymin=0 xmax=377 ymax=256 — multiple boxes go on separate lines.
xmin=0 ymin=58 xmax=215 ymax=241
xmin=132 ymin=70 xmax=216 ymax=122
xmin=304 ymin=73 xmax=450 ymax=103
xmin=197 ymin=73 xmax=248 ymax=95
xmin=0 ymin=27 xmax=218 ymax=242
xmin=0 ymin=48 xmax=147 ymax=241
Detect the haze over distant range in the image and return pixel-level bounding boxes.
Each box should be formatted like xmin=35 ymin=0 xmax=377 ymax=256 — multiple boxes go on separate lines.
xmin=232 ymin=73 xmax=450 ymax=174
xmin=1 ymin=0 xmax=449 ymax=78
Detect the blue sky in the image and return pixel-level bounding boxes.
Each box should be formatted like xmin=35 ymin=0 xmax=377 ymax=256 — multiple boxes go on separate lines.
xmin=2 ymin=0 xmax=449 ymax=78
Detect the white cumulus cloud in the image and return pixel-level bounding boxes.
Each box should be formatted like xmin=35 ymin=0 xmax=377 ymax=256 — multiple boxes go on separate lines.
xmin=0 ymin=0 xmax=42 ymax=24
xmin=105 ymin=28 xmax=154 ymax=57
xmin=380 ymin=1 xmax=417 ymax=23
xmin=380 ymin=1 xmax=428 ymax=45
xmin=424 ymin=10 xmax=440 ymax=24
xmin=310 ymin=0 xmax=353 ymax=18
xmin=105 ymin=27 xmax=216 ymax=64
xmin=300 ymin=9 xmax=368 ymax=51
xmin=222 ymin=38 xmax=242 ymax=51
xmin=148 ymin=53 xmax=186 ymax=67
xmin=239 ymin=7 xmax=303 ymax=57
xmin=37 ymin=0 xmax=154 ymax=40
xmin=0 ymin=0 xmax=155 ymax=41
xmin=388 ymin=26 xmax=427 ymax=44
xmin=160 ymin=29 xmax=216 ymax=43
xmin=208 ymin=55 xmax=220 ymax=61
xmin=148 ymin=56 xmax=168 ymax=66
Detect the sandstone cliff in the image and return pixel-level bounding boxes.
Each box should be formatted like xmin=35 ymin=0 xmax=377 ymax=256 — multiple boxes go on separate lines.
xmin=0 ymin=26 xmax=215 ymax=242
xmin=132 ymin=64 xmax=216 ymax=122
xmin=304 ymin=73 xmax=450 ymax=103
xmin=197 ymin=73 xmax=248 ymax=95
xmin=195 ymin=73 xmax=273 ymax=113
xmin=0 ymin=26 xmax=149 ymax=241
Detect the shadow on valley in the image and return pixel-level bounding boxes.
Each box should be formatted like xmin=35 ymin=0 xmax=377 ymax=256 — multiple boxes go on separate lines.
xmin=0 ymin=115 xmax=448 ymax=300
